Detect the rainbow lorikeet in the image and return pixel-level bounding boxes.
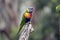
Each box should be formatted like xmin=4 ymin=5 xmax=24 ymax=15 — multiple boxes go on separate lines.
xmin=17 ymin=7 xmax=33 ymax=35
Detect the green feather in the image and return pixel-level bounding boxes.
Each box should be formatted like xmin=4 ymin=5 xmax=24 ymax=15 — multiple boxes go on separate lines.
xmin=17 ymin=12 xmax=28 ymax=34
xmin=17 ymin=15 xmax=26 ymax=35
xmin=13 ymin=15 xmax=26 ymax=40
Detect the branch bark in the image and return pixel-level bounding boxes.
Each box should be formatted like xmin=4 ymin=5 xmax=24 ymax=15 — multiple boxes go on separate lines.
xmin=19 ymin=22 xmax=34 ymax=40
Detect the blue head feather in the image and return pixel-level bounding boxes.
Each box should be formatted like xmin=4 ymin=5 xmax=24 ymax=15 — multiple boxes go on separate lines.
xmin=28 ymin=7 xmax=33 ymax=13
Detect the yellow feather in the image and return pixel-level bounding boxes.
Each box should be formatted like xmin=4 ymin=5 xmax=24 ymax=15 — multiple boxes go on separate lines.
xmin=24 ymin=13 xmax=31 ymax=18
xmin=26 ymin=8 xmax=29 ymax=12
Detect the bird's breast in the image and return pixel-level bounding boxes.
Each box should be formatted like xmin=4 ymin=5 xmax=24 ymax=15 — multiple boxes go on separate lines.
xmin=25 ymin=18 xmax=30 ymax=23
xmin=24 ymin=13 xmax=32 ymax=19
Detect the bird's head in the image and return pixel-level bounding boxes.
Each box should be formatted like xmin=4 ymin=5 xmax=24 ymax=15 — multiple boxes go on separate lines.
xmin=24 ymin=7 xmax=33 ymax=18
xmin=26 ymin=7 xmax=33 ymax=13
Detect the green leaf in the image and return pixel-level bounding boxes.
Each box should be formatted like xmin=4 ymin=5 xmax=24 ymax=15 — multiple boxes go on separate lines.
xmin=56 ymin=5 xmax=60 ymax=13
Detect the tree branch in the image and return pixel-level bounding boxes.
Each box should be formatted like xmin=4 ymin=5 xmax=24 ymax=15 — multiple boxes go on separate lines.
xmin=19 ymin=22 xmax=34 ymax=40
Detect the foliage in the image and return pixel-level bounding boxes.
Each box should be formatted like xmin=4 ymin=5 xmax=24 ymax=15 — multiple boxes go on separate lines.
xmin=56 ymin=5 xmax=60 ymax=16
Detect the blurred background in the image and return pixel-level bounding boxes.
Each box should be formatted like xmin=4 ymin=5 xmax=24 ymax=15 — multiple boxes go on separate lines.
xmin=0 ymin=0 xmax=59 ymax=40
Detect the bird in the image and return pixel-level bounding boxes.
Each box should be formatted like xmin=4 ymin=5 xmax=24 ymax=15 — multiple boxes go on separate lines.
xmin=17 ymin=7 xmax=33 ymax=36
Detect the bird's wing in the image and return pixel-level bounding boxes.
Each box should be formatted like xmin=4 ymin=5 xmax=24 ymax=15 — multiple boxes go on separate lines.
xmin=17 ymin=15 xmax=26 ymax=35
